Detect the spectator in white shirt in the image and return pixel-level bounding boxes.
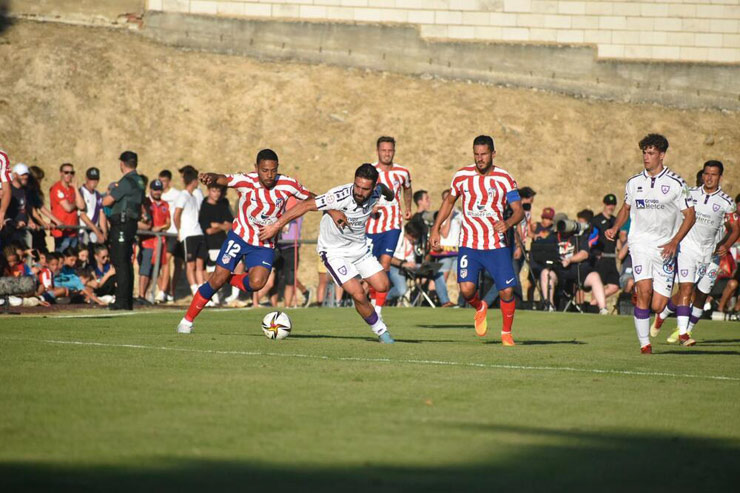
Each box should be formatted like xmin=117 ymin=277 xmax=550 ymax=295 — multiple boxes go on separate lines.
xmin=174 ymin=167 xmax=207 ymax=295
xmin=157 ymin=169 xmax=181 ymax=302
xmin=76 ymin=167 xmax=108 ymax=252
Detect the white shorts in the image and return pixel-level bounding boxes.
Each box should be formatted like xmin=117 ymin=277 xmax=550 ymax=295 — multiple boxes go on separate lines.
xmin=696 ymin=257 xmax=721 ymax=294
xmin=319 ymin=250 xmax=383 ymax=286
xmin=629 ymin=246 xmax=676 ymax=297
xmin=676 ymin=248 xmax=711 ymax=285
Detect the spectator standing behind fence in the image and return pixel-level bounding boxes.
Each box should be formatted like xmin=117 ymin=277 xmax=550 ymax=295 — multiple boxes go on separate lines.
xmin=76 ymin=167 xmax=107 ymax=252
xmin=27 ymin=165 xmax=58 ymax=253
xmin=157 ymin=169 xmax=180 ymax=303
xmin=50 ymin=163 xmax=82 ymax=252
xmin=276 ymin=196 xmax=312 ymax=308
xmin=102 ymin=151 xmax=145 ymax=311
xmin=138 ymin=179 xmax=170 ymax=304
xmin=174 ymin=167 xmax=207 ymax=296
xmin=198 ymin=183 xmax=232 ymax=305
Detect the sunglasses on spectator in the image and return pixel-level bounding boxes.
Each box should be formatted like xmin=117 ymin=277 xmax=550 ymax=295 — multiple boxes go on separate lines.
xmin=63 ymin=170 xmax=75 ymax=175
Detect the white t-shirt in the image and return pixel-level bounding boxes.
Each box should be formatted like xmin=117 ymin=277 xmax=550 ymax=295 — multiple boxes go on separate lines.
xmin=315 ymin=183 xmax=390 ymax=257
xmin=681 ymin=186 xmax=736 ymax=256
xmin=393 ymin=232 xmax=416 ymax=262
xmin=624 ymin=167 xmax=691 ymax=249
xmin=440 ymin=209 xmax=462 ymax=248
xmin=161 ymin=186 xmax=181 ymax=234
xmin=174 ymin=189 xmax=204 ymax=240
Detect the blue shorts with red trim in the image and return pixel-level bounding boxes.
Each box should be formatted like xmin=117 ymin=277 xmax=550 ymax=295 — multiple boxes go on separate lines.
xmin=457 ymin=246 xmax=518 ymax=292
xmin=216 ymin=230 xmax=275 ymax=272
xmin=367 ymin=229 xmax=402 ymax=259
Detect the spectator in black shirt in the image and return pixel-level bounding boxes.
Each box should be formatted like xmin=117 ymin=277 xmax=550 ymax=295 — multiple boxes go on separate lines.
xmin=590 ymin=194 xmax=620 ymax=302
xmin=199 ymin=184 xmax=233 ymax=305
xmin=4 ymin=164 xmax=32 ymax=249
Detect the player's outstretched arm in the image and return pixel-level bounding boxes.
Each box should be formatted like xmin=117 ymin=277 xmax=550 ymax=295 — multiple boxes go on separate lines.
xmin=258 ymin=199 xmax=318 ymax=241
xmin=377 ymin=183 xmax=395 ymax=202
xmin=605 ymin=204 xmax=630 ymax=241
xmin=429 ymin=190 xmax=458 ymax=250
xmin=199 ymin=173 xmax=230 ymax=187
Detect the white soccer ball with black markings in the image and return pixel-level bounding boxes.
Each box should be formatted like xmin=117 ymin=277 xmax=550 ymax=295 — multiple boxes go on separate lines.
xmin=262 ymin=311 xmax=292 ymax=340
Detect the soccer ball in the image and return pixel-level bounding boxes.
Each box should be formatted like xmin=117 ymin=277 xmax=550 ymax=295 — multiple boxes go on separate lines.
xmin=261 ymin=311 xmax=292 ymax=340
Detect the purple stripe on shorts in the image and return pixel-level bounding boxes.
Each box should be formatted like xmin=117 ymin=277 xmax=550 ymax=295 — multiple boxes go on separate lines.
xmin=320 ymin=251 xmax=342 ymax=286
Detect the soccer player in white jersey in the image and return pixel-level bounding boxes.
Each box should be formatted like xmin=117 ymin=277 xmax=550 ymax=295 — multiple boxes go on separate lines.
xmin=651 ymin=160 xmax=739 ymax=345
xmin=430 ymin=135 xmax=524 ymax=346
xmin=0 ymin=149 xmax=12 ymax=232
xmin=605 ymin=134 xmax=696 ymax=354
xmin=365 ymin=136 xmax=413 ymax=315
xmin=176 ymin=149 xmax=317 ymax=334
xmin=260 ymin=163 xmax=397 ymax=343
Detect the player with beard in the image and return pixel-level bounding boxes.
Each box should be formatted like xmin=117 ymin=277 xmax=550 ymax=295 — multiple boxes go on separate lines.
xmin=651 ymin=160 xmax=739 ymax=345
xmin=260 ymin=163 xmax=397 ymax=343
xmin=429 ymin=135 xmax=524 ymax=346
xmin=606 ymin=134 xmax=695 ymax=354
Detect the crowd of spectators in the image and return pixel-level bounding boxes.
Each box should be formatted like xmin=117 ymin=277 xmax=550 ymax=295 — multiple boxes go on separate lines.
xmin=3 ymin=157 xmax=740 ymax=318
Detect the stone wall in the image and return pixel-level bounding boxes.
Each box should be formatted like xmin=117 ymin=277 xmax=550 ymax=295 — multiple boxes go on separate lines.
xmin=147 ymin=0 xmax=740 ymax=64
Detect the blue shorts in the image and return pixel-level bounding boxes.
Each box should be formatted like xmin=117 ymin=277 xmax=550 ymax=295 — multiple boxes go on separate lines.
xmin=216 ymin=230 xmax=275 ymax=272
xmin=368 ymin=229 xmax=402 ymax=259
xmin=457 ymin=246 xmax=518 ymax=292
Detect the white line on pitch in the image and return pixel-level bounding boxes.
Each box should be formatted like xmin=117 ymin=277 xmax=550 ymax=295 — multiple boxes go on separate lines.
xmin=38 ymin=339 xmax=740 ymax=382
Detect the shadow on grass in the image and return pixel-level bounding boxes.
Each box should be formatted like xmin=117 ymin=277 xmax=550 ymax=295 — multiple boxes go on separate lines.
xmin=415 ymin=324 xmax=470 ymax=329
xmin=1 ymin=425 xmax=737 ymax=492
xmin=484 ymin=339 xmax=586 ymax=346
xmin=657 ymin=350 xmax=740 ymax=356
xmin=699 ymin=339 xmax=740 ymax=345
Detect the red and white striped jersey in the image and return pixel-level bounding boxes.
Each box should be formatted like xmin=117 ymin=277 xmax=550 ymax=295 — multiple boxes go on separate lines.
xmin=450 ymin=165 xmax=520 ymax=250
xmin=0 ymin=149 xmax=11 ymax=183
xmin=38 ymin=267 xmax=54 ymax=290
xmin=226 ymin=172 xmax=310 ymax=248
xmin=365 ymin=162 xmax=411 ymax=234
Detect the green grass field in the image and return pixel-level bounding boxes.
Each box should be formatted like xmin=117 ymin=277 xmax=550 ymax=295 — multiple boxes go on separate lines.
xmin=1 ymin=307 xmax=739 ymax=491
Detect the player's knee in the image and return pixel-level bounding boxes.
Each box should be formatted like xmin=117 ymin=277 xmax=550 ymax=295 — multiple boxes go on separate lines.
xmin=500 ymin=287 xmax=514 ymax=300
xmin=375 ymin=278 xmax=390 ymax=293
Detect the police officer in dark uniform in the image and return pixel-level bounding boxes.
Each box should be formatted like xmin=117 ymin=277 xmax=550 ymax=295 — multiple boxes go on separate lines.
xmin=102 ymin=151 xmax=145 ymax=310
xmin=590 ymin=193 xmax=621 ymax=300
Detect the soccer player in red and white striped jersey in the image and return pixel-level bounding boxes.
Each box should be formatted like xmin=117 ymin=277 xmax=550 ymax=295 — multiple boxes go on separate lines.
xmin=177 ymin=149 xmax=312 ymax=334
xmin=365 ymin=136 xmax=413 ymax=314
xmin=0 ymin=149 xmax=13 ymax=232
xmin=430 ymin=135 xmax=524 ymax=346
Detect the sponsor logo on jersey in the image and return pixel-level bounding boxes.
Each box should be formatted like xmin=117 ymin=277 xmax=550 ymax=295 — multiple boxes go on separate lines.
xmin=326 ymin=193 xmax=336 ymax=205
xmin=249 ymin=214 xmax=276 ymax=226
xmin=663 ymin=261 xmax=675 ymax=274
xmin=635 ymin=199 xmax=646 ymax=209
xmin=698 ymin=265 xmax=707 ymax=277
xmin=634 ymin=265 xmax=642 ymax=275
xmin=635 ymin=199 xmax=664 ymax=210
xmin=661 ymin=185 xmax=670 ymax=194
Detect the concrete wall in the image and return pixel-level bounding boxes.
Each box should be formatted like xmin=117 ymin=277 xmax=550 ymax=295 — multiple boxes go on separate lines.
xmin=147 ymin=0 xmax=740 ymax=64
xmin=7 ymin=0 xmax=146 ymax=23
xmin=141 ymin=10 xmax=740 ymax=109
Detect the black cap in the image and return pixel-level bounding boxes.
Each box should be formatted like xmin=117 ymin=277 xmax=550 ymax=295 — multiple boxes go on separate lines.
xmin=150 ymin=179 xmax=164 ymax=191
xmin=603 ymin=193 xmax=617 ymax=205
xmin=519 ymin=186 xmax=536 ymax=199
xmin=86 ymin=167 xmax=100 ymax=180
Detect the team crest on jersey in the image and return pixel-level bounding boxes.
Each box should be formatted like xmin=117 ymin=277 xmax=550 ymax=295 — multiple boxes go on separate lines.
xmin=680 ymin=269 xmax=689 ymax=278
xmin=698 ymin=265 xmax=707 ymax=277
xmin=713 ymin=203 xmax=720 ymax=212
xmin=661 ymin=185 xmax=670 ymax=194
xmin=634 ymin=265 xmax=642 ymax=275
xmin=460 ymin=269 xmax=468 ymax=278
xmin=221 ymin=254 xmax=231 ymax=264
xmin=709 ymin=269 xmax=717 ymax=279
xmin=663 ymin=261 xmax=675 ymax=274
xmin=275 ymin=198 xmax=285 ymax=209
xmin=338 ymin=266 xmax=348 ymax=275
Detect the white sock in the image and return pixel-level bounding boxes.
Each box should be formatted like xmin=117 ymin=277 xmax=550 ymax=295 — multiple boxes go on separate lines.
xmin=179 ymin=318 xmax=192 ymax=327
xmin=634 ymin=316 xmax=650 ymax=347
xmin=374 ymin=305 xmax=382 ymax=316
xmin=370 ymin=316 xmax=387 ymax=336
xmin=658 ymin=305 xmax=673 ymax=321
xmin=190 ymin=284 xmax=198 ymax=295
xmin=231 ymin=286 xmax=239 ymax=298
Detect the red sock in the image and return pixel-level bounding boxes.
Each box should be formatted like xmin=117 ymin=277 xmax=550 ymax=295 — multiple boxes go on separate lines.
xmin=501 ymin=298 xmax=515 ymax=333
xmin=467 ymin=293 xmax=482 ymax=310
xmin=185 ymin=292 xmax=209 ymax=322
xmin=368 ymin=287 xmax=377 ymax=303
xmin=375 ymin=291 xmax=388 ymax=307
xmin=230 ymin=273 xmax=250 ymax=292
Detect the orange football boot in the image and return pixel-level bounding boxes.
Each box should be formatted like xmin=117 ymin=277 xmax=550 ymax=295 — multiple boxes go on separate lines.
xmin=474 ymin=301 xmax=488 ymax=337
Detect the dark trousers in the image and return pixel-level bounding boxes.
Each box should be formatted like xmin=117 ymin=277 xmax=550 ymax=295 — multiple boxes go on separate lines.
xmin=110 ymin=218 xmax=137 ymax=310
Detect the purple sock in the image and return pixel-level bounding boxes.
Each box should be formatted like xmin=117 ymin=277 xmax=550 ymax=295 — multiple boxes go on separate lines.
xmin=364 ymin=311 xmax=379 ymax=326
xmin=667 ymin=299 xmax=678 ymax=312
xmin=634 ymin=307 xmax=651 ymax=319
xmin=689 ymin=314 xmax=700 ymax=325
xmin=676 ymin=305 xmax=691 ymax=317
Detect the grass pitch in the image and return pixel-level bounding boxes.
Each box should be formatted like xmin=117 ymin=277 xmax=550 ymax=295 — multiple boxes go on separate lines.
xmin=1 ymin=307 xmax=739 ymax=491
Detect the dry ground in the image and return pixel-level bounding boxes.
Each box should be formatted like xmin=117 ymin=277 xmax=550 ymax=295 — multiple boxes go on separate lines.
xmin=1 ymin=20 xmax=738 ymax=289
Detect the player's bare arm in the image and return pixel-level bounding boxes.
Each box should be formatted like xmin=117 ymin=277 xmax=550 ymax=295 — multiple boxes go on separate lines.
xmin=659 ymin=207 xmax=696 ymax=258
xmin=605 ymin=203 xmax=630 ymax=241
xmin=494 ymin=200 xmax=524 ymax=233
xmin=716 ymin=216 xmax=740 ymax=257
xmin=198 ymin=172 xmax=229 ymax=187
xmin=259 ymin=199 xmax=318 ymax=241
xmin=403 ymin=184 xmax=413 ymax=220
xmin=429 ymin=190 xmax=458 ymax=250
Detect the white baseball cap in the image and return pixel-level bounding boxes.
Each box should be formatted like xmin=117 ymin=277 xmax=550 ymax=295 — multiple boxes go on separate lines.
xmin=12 ymin=163 xmax=29 ymax=176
